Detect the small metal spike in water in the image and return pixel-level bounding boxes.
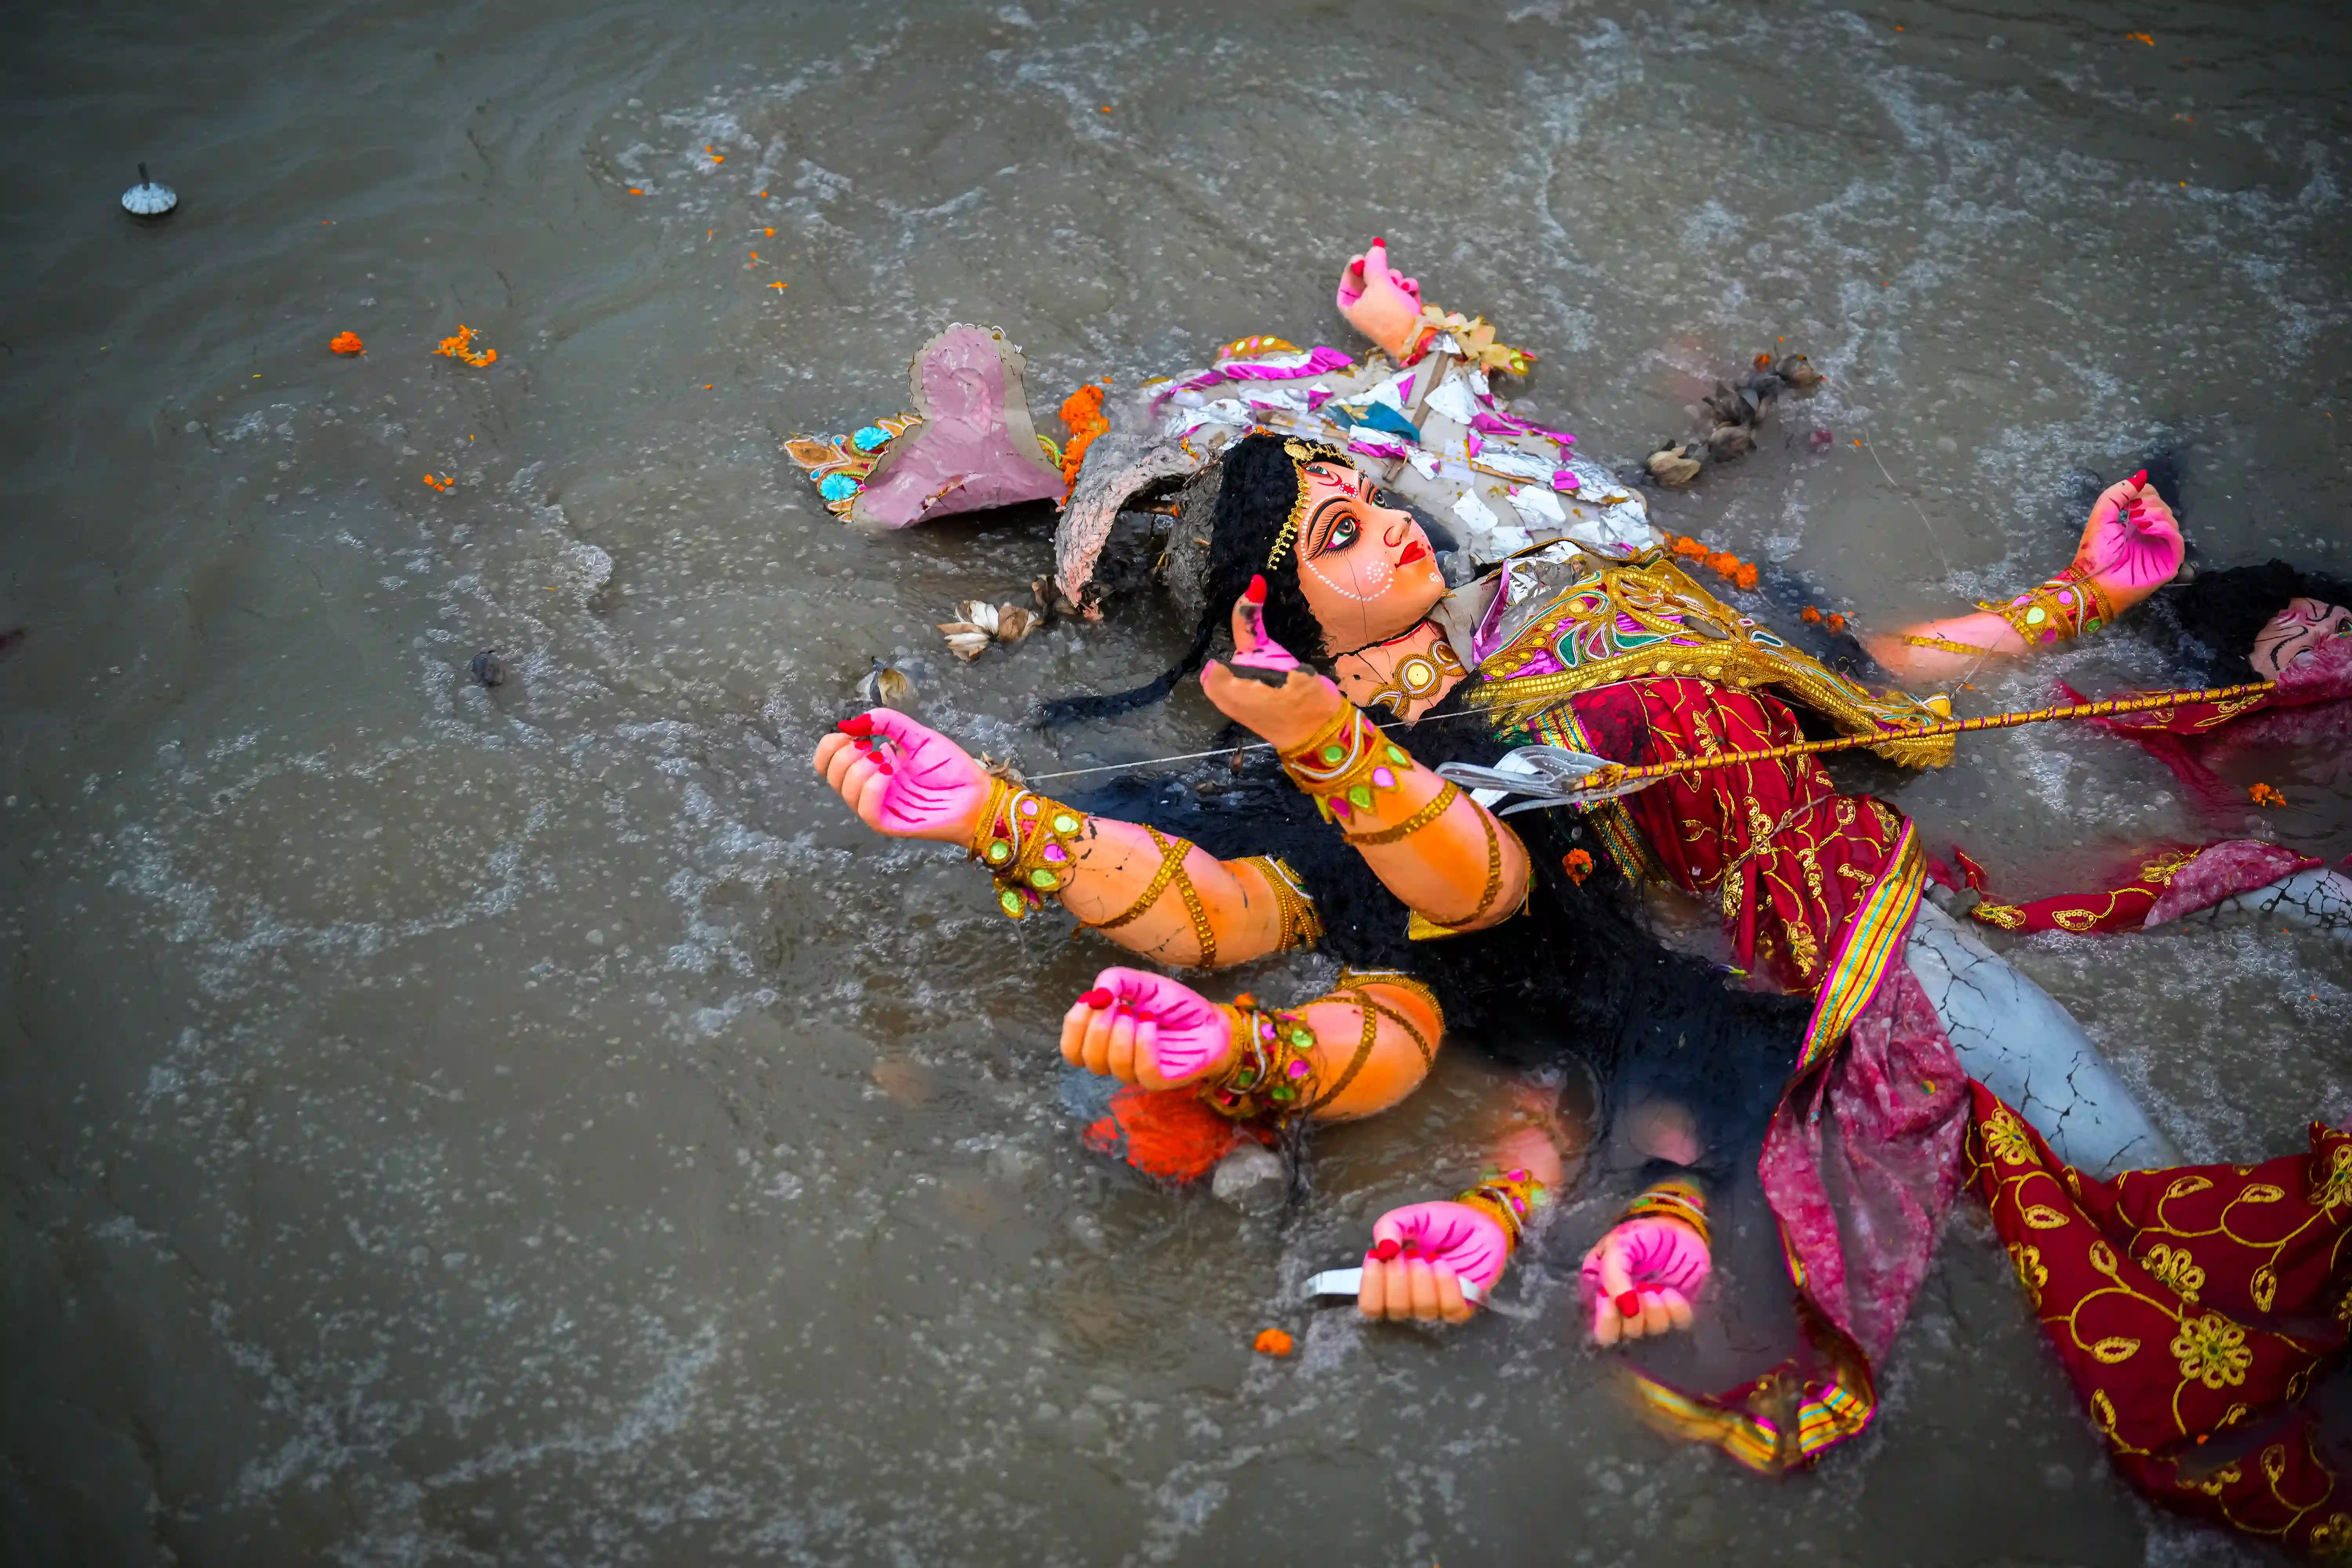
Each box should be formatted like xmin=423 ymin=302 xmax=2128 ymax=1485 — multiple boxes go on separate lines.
xmin=121 ymin=163 xmax=178 ymax=219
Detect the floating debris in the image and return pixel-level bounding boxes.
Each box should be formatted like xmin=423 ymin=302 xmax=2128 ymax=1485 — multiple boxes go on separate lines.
xmin=856 ymin=657 xmax=917 ymax=710
xmin=1649 ymin=352 xmax=1824 ymax=488
xmin=936 ymin=600 xmax=1040 ymax=662
xmin=121 ymin=163 xmax=177 ymax=219
xmin=1645 ymin=443 xmax=1702 ymax=487
xmin=434 ymin=325 xmax=498 ymax=367
xmin=330 ymin=331 xmax=364 ymax=356
xmin=468 ymin=650 xmax=505 ymax=688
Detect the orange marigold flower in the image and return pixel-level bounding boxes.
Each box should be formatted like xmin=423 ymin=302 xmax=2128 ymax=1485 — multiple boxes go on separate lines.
xmin=1801 ymin=605 xmax=1824 ymax=625
xmin=434 ymin=325 xmax=498 ymax=368
xmin=1058 ymin=383 xmax=1110 ymax=488
xmin=2249 ymin=782 xmax=2286 ymax=807
xmin=1733 ymin=562 xmax=1760 ymax=592
xmin=1562 ymin=848 xmax=1595 ymax=886
xmin=329 ymin=330 xmax=364 ymax=356
xmin=1669 ymin=534 xmax=1708 ymax=561
xmin=1825 ymin=613 xmax=1848 ymax=635
xmin=1253 ymin=1328 xmax=1294 ymax=1357
xmin=1708 ymin=552 xmax=1742 ymax=579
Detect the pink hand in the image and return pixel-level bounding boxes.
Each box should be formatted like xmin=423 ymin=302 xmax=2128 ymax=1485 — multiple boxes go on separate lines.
xmin=2074 ymin=474 xmax=2184 ymax=597
xmin=1356 ymin=1200 xmax=1510 ymax=1321
xmin=1335 ymin=238 xmax=1428 ymax=358
xmin=814 ymin=709 xmax=991 ymax=845
xmin=1058 ymin=967 xmax=1230 ymax=1089
xmin=1231 ymin=574 xmax=1305 ymax=676
xmin=1581 ymin=1217 xmax=1710 ymax=1346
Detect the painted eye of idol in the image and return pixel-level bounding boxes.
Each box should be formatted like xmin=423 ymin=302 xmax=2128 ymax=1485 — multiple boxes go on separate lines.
xmin=1301 ymin=463 xmax=1364 ymax=557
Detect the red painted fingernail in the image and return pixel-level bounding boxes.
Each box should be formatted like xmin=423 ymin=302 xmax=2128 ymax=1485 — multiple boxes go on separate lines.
xmin=1615 ymin=1291 xmax=1642 ymax=1317
xmin=1371 ymin=1238 xmax=1401 ymax=1262
xmin=1245 ymin=574 xmax=1267 ymax=605
xmin=843 ymin=714 xmax=877 ymax=735
xmin=877 ymin=761 xmax=894 ymax=775
xmin=1133 ymin=1011 xmax=1153 ymax=1024
xmin=1078 ymin=988 xmax=1112 ymax=1008
xmin=2129 ymin=469 xmax=2147 ymax=486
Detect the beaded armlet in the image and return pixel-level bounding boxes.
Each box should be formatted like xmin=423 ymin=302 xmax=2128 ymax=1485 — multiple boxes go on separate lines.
xmin=1620 ymin=1178 xmax=1710 ymax=1247
xmin=1975 ymin=564 xmax=2117 ymax=648
xmin=1278 ymin=704 xmax=1417 ymax=830
xmin=1201 ymin=994 xmax=1322 ymax=1120
xmin=968 ymin=779 xmax=1088 ymax=919
xmin=1454 ymin=1168 xmax=1549 ymax=1256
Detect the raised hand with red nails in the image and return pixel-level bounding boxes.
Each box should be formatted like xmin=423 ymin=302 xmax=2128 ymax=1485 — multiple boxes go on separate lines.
xmin=1356 ymin=1200 xmax=1512 ymax=1324
xmin=1198 ymin=582 xmax=1350 ymax=752
xmin=1335 ymin=237 xmax=1430 ymax=359
xmin=812 ymin=708 xmax=995 ymax=844
xmin=2072 ymin=468 xmax=2185 ymax=598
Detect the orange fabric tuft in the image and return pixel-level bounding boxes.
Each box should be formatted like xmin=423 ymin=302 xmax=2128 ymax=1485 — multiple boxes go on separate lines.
xmin=1083 ymin=1085 xmax=1253 ymax=1183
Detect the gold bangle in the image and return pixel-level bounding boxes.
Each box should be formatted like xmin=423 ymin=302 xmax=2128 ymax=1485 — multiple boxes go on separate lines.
xmin=1202 ymin=996 xmax=1319 ymax=1120
xmin=1345 ymin=780 xmax=1463 ymax=846
xmin=1621 ymin=1179 xmax=1710 ymax=1248
xmin=1280 ymin=704 xmax=1416 ymax=829
xmin=1236 ymin=855 xmax=1324 ymax=952
xmin=1454 ymin=1168 xmax=1549 ymax=1256
xmin=1975 ymin=564 xmax=2118 ymax=648
xmin=969 ymin=782 xmax=1089 ymax=920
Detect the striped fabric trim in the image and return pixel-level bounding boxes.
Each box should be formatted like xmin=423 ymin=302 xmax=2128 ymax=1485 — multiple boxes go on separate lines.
xmin=1796 ymin=822 xmax=1924 ymax=1073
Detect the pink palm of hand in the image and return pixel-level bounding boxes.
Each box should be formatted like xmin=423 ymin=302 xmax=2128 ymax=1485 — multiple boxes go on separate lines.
xmin=1581 ymin=1217 xmax=1711 ymax=1345
xmin=1369 ymin=1200 xmax=1511 ymax=1301
xmin=2075 ymin=477 xmax=2184 ymax=598
xmin=826 ymin=710 xmax=992 ymax=845
xmin=1062 ymin=967 xmax=1231 ymax=1090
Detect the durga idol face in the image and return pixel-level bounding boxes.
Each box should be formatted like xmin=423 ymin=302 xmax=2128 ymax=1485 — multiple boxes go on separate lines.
xmin=2250 ymin=597 xmax=2352 ymax=680
xmin=1286 ymin=458 xmax=1449 ymax=654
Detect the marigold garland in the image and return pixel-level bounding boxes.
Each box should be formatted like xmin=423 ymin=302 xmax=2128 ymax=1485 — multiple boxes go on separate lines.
xmin=1662 ymin=533 xmax=1760 ymax=593
xmin=1058 ymin=383 xmax=1109 ymax=490
xmin=434 ymin=325 xmax=498 ymax=368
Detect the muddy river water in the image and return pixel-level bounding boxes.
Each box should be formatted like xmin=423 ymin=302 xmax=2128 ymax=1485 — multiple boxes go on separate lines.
xmin=2 ymin=0 xmax=2348 ymax=1562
